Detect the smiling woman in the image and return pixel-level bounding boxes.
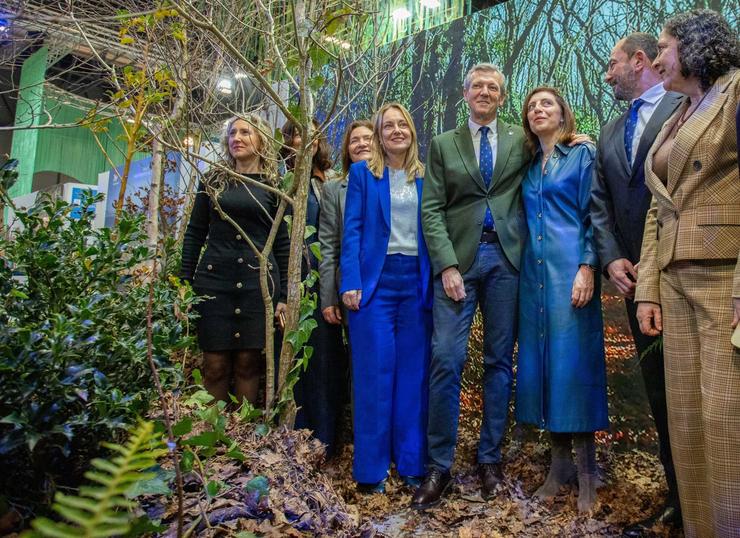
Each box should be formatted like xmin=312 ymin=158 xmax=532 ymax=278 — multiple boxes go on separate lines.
xmin=516 ymin=86 xmax=606 ymax=514
xmin=634 ymin=10 xmax=740 ymax=537
xmin=340 ymin=102 xmax=432 ymax=493
xmin=180 ymin=114 xmax=289 ymax=407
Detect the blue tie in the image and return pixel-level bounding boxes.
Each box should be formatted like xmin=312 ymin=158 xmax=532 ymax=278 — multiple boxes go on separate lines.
xmin=479 ymin=126 xmax=495 ymax=231
xmin=624 ymin=98 xmax=645 ymax=165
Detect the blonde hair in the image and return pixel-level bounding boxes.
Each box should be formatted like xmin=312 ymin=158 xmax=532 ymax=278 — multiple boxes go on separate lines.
xmin=367 ymin=103 xmax=424 ymax=182
xmin=219 ymin=113 xmax=278 ymax=184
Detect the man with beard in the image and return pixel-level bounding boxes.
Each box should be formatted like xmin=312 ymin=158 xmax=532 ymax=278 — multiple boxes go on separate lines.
xmin=590 ymin=33 xmax=683 ymax=536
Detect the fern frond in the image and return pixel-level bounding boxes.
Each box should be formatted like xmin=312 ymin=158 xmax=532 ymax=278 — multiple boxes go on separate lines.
xmin=27 ymin=420 xmax=168 ymax=538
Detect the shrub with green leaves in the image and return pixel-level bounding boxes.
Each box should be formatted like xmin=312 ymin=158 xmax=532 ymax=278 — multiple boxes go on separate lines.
xmin=25 ymin=420 xmax=168 ymax=538
xmin=0 ymin=192 xmax=198 ymax=510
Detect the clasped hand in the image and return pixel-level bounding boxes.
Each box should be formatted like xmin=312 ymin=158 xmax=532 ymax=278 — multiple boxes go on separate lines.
xmin=342 ymin=290 xmax=362 ymax=311
xmin=606 ymin=258 xmax=637 ymax=299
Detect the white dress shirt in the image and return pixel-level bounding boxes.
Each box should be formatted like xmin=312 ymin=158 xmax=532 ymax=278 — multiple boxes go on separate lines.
xmin=468 ymin=117 xmax=498 ymax=170
xmin=628 ymin=82 xmax=667 ymax=165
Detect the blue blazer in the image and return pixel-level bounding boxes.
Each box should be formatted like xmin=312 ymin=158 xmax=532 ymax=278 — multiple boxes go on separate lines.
xmin=340 ymin=160 xmax=432 ymax=309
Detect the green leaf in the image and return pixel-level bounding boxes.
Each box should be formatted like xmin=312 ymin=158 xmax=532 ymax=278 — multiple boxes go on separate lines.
xmin=303 ymin=224 xmax=316 ymax=240
xmin=183 ymin=431 xmax=218 ymax=447
xmin=192 ymin=368 xmax=203 ymax=385
xmin=179 ymin=450 xmax=194 ymax=472
xmin=309 ymin=44 xmax=331 ymax=69
xmin=308 ymin=75 xmax=326 ymax=93
xmin=225 ymin=447 xmax=245 ymax=462
xmin=205 ymin=480 xmax=222 ymax=498
xmin=172 ymin=417 xmax=192 ymax=437
xmin=9 ymin=289 xmax=29 ymax=300
xmin=28 ymin=422 xmax=165 ymax=537
xmin=125 ymin=475 xmax=172 ymax=498
xmin=184 ymin=389 xmax=214 ymax=407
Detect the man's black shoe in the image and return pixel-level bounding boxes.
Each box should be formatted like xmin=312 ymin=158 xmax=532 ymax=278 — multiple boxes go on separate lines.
xmin=622 ymin=505 xmax=682 ymax=537
xmin=479 ymin=463 xmax=504 ymax=499
xmin=410 ymin=469 xmax=452 ymax=510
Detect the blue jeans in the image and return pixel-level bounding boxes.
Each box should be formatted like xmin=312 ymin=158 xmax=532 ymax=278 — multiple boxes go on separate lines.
xmin=348 ymin=254 xmax=432 ymax=483
xmin=427 ymin=242 xmax=519 ymax=471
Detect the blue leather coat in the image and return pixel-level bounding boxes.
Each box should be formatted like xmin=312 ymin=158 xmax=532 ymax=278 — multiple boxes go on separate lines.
xmin=515 ymin=143 xmax=608 ymax=432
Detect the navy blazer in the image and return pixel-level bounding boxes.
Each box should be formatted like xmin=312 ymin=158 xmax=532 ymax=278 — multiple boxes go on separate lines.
xmin=591 ymin=92 xmax=683 ymax=266
xmin=340 ymin=160 xmax=432 ymax=309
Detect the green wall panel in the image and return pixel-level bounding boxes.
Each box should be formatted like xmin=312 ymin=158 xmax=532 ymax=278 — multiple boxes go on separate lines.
xmin=9 ymin=47 xmax=47 ymax=197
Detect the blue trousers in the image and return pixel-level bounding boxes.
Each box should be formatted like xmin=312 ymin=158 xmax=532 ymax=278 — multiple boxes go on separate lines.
xmin=348 ymin=254 xmax=432 ymax=483
xmin=427 ymin=242 xmax=519 ymax=471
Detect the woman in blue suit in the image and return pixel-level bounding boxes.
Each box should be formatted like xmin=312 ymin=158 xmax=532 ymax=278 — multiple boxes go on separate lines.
xmin=340 ymin=102 xmax=432 ymax=492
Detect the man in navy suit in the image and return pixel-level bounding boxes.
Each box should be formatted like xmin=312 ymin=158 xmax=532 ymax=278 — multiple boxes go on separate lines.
xmin=590 ymin=32 xmax=683 ymax=536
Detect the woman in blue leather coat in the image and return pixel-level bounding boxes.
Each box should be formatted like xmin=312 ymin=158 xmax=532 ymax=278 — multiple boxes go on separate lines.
xmin=515 ymin=87 xmax=608 ymax=513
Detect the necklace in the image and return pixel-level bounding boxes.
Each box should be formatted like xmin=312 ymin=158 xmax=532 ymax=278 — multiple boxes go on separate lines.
xmin=541 ymin=148 xmax=555 ymax=172
xmin=675 ymin=90 xmax=709 ymax=130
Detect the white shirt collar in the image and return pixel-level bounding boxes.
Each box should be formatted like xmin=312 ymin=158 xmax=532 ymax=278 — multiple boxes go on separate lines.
xmin=468 ymin=117 xmax=498 ymax=137
xmin=633 ymin=82 xmax=666 ymax=105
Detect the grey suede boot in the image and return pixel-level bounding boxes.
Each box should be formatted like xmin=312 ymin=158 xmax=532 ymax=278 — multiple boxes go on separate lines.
xmin=573 ymin=432 xmax=598 ymax=514
xmin=534 ymin=432 xmax=576 ymax=499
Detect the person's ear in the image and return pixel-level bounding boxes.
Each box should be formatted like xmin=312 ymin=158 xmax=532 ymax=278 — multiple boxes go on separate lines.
xmin=632 ymin=50 xmax=647 ymax=72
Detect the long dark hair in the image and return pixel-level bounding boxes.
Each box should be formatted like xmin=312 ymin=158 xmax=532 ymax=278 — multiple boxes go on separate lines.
xmin=280 ymin=118 xmax=333 ymax=173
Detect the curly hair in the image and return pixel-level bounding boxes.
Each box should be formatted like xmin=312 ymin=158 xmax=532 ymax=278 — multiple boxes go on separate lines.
xmin=663 ymin=9 xmax=740 ymax=90
xmin=521 ymin=86 xmax=576 ymax=155
xmin=219 ymin=114 xmax=278 ymax=185
xmin=280 ymin=118 xmax=333 ymax=174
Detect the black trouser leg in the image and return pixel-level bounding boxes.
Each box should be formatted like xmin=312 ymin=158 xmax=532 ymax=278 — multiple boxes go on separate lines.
xmin=625 ymin=298 xmax=679 ymax=507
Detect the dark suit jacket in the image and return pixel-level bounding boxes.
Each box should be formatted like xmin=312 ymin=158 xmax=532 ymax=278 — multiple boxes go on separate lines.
xmin=591 ymin=92 xmax=683 ymax=268
xmin=421 ymin=120 xmax=529 ymax=275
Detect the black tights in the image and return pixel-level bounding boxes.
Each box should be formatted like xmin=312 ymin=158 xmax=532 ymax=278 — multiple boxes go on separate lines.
xmin=202 ymin=349 xmax=262 ymax=406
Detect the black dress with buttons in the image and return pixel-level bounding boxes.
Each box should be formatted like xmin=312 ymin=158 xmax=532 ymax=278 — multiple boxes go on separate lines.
xmin=180 ymin=173 xmax=290 ymax=351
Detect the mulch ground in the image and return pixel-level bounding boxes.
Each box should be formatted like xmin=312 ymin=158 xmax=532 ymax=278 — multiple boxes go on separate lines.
xmin=145 ymin=281 xmax=681 ymax=537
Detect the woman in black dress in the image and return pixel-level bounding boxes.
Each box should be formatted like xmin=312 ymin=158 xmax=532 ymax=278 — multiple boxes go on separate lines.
xmin=281 ymin=119 xmax=348 ymax=458
xmin=181 ymin=114 xmax=289 ymax=405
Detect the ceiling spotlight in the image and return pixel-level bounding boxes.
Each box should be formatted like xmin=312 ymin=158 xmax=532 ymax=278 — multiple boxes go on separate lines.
xmin=420 ymin=0 xmax=441 ymax=7
xmin=216 ymin=78 xmax=233 ymax=95
xmin=391 ymin=7 xmax=411 ymax=22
